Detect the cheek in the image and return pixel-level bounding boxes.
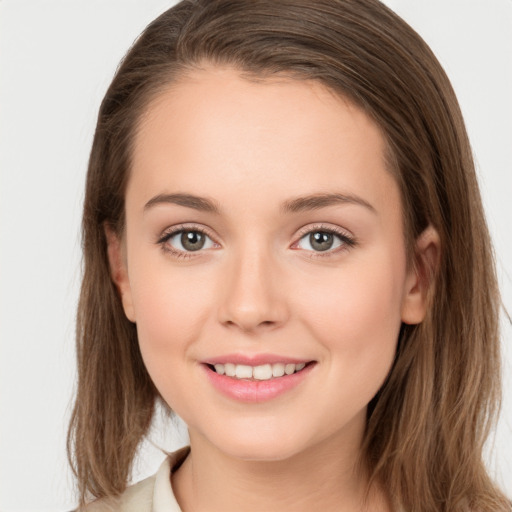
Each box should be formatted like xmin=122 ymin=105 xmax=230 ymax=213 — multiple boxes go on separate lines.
xmin=291 ymin=254 xmax=406 ymax=435
xmin=300 ymin=251 xmax=406 ymax=372
xmin=128 ymin=260 xmax=216 ymax=377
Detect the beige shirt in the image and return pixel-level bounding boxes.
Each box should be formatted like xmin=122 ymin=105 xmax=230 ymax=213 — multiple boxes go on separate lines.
xmin=84 ymin=446 xmax=190 ymax=512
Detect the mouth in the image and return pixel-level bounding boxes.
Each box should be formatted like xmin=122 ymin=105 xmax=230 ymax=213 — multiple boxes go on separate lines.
xmin=205 ymin=361 xmax=314 ymax=381
xmin=201 ymin=355 xmax=317 ymax=402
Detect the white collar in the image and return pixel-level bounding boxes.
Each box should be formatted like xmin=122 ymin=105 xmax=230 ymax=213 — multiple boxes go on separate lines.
xmin=152 ymin=446 xmax=190 ymax=512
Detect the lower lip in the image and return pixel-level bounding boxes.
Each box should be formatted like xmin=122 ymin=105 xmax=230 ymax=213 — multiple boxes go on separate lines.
xmin=202 ymin=363 xmax=316 ymax=403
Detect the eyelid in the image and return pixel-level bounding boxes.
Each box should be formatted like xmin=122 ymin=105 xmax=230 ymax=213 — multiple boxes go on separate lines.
xmin=291 ymin=223 xmax=356 ymax=257
xmin=156 ymin=222 xmax=356 ymax=259
xmin=157 ymin=223 xmax=217 ymax=244
xmin=157 ymin=223 xmax=220 ymax=258
xmin=294 ymin=223 xmax=353 ymax=240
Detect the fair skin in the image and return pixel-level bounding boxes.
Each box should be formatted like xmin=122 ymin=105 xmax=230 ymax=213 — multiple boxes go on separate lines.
xmin=107 ymin=66 xmax=439 ymax=512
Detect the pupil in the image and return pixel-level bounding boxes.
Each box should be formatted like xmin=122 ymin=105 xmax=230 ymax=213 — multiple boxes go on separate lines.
xmin=310 ymin=232 xmax=333 ymax=251
xmin=181 ymin=231 xmax=204 ymax=251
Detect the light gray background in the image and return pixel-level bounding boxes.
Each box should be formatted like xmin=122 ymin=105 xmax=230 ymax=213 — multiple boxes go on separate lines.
xmin=1 ymin=1 xmax=511 ymax=510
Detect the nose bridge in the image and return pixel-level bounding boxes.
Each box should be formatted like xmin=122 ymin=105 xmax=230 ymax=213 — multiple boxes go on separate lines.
xmin=218 ymin=238 xmax=287 ymax=331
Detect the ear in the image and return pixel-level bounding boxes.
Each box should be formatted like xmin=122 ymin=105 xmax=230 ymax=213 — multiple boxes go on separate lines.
xmin=401 ymin=225 xmax=441 ymax=325
xmin=105 ymin=224 xmax=136 ymax=323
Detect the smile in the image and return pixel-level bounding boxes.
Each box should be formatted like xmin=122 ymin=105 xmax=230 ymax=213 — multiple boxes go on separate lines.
xmin=202 ymin=360 xmax=316 ymax=403
xmin=211 ymin=362 xmax=307 ymax=380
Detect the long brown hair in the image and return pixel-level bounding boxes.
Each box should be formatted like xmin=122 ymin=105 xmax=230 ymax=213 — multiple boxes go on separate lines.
xmin=67 ymin=1 xmax=510 ymax=510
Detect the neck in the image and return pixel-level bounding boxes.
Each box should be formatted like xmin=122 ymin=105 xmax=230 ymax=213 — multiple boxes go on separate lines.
xmin=172 ymin=426 xmax=390 ymax=512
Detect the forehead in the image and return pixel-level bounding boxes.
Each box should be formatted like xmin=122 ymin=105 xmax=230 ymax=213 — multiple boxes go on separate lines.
xmin=129 ymin=67 xmax=397 ymax=218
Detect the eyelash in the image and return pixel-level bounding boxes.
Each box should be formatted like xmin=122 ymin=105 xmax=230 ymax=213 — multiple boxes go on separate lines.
xmin=156 ymin=223 xmax=356 ymax=260
xmin=157 ymin=224 xmax=215 ymax=260
xmin=293 ymin=224 xmax=356 ymax=259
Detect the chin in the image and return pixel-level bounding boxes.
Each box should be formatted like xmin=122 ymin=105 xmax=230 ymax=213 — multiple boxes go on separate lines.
xmin=202 ymin=424 xmax=318 ymax=463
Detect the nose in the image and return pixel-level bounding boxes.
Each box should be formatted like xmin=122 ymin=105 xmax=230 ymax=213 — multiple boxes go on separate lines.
xmin=217 ymin=243 xmax=289 ymax=333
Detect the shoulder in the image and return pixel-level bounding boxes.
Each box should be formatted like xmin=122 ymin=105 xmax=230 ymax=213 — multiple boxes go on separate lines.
xmin=80 ymin=446 xmax=190 ymax=512
xmin=81 ymin=474 xmax=155 ymax=512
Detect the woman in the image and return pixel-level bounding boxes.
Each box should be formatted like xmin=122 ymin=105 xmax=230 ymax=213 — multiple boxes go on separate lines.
xmin=67 ymin=0 xmax=511 ymax=510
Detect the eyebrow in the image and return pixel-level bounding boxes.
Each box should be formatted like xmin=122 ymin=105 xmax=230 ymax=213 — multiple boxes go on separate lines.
xmin=280 ymin=192 xmax=376 ymax=215
xmin=143 ymin=192 xmax=376 ymax=215
xmin=144 ymin=193 xmax=221 ymax=214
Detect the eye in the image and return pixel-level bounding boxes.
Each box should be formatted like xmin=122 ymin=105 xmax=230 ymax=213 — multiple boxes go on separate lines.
xmin=294 ymin=226 xmax=355 ymax=255
xmin=158 ymin=226 xmax=217 ymax=255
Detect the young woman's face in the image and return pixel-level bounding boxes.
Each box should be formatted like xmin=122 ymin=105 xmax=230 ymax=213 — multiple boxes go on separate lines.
xmin=111 ymin=67 xmax=427 ymax=461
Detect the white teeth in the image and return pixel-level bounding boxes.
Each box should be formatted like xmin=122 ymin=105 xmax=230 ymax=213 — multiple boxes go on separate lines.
xmin=284 ymin=363 xmax=295 ymax=375
xmin=214 ymin=364 xmax=225 ymax=375
xmin=253 ymin=364 xmax=272 ymax=380
xmin=235 ymin=364 xmax=253 ymax=379
xmin=212 ymin=362 xmax=308 ymax=379
xmin=272 ymin=363 xmax=285 ymax=377
xmin=224 ymin=363 xmax=236 ymax=377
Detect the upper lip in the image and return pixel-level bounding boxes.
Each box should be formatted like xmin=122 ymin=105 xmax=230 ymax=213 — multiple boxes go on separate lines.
xmin=203 ymin=353 xmax=313 ymax=366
